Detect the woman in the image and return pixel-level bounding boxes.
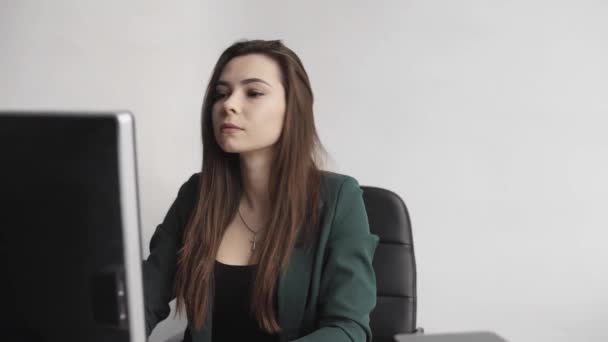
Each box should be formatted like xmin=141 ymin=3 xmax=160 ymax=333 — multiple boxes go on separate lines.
xmin=143 ymin=39 xmax=379 ymax=342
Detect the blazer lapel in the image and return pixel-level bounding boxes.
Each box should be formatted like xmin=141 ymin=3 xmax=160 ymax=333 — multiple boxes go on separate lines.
xmin=278 ymin=240 xmax=314 ymax=341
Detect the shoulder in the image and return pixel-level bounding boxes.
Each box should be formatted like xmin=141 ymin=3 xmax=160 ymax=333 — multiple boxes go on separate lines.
xmin=319 ymin=170 xmax=363 ymax=204
xmin=181 ymin=171 xmax=361 ymax=203
xmin=183 ymin=172 xmax=201 ymax=189
xmin=318 ymin=170 xmax=377 ymax=245
xmin=178 ymin=171 xmax=363 ymax=217
xmin=172 ymin=172 xmax=201 ymax=214
xmin=318 ymin=170 xmax=369 ymax=233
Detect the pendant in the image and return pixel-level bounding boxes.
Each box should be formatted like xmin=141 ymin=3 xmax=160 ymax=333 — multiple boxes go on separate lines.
xmin=250 ymin=234 xmax=257 ymax=251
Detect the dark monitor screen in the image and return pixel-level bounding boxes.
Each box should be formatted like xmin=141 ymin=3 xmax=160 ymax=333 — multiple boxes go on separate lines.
xmin=0 ymin=112 xmax=145 ymax=342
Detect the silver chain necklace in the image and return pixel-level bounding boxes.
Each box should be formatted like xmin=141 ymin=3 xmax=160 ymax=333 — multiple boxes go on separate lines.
xmin=237 ymin=208 xmax=260 ymax=252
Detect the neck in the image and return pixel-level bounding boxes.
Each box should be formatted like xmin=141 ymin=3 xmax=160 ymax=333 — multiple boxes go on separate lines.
xmin=239 ymin=148 xmax=273 ymax=218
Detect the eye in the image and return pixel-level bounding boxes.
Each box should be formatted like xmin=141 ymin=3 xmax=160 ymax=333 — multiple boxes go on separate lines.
xmin=212 ymin=90 xmax=264 ymax=102
xmin=212 ymin=92 xmax=226 ymax=101
xmin=248 ymin=91 xmax=264 ymax=98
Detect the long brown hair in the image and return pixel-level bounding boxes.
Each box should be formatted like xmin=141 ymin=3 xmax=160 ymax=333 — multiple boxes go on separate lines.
xmin=174 ymin=39 xmax=328 ymax=333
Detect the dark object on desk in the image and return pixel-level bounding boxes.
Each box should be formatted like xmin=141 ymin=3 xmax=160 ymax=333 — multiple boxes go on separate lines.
xmin=394 ymin=331 xmax=508 ymax=342
xmin=361 ymin=186 xmax=420 ymax=342
xmin=0 ymin=111 xmax=146 ymax=342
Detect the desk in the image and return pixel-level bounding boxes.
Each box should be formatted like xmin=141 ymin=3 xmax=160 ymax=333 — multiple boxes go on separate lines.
xmin=394 ymin=331 xmax=508 ymax=342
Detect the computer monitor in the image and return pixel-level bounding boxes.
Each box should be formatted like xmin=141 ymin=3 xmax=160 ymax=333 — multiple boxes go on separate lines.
xmin=0 ymin=111 xmax=146 ymax=342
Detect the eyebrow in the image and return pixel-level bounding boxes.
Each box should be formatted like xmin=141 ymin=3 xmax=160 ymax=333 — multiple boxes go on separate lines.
xmin=216 ymin=78 xmax=272 ymax=88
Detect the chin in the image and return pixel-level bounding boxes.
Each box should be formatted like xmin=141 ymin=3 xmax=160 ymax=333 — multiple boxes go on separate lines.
xmin=219 ymin=145 xmax=241 ymax=154
xmin=215 ymin=135 xmax=239 ymax=153
xmin=218 ymin=141 xmax=248 ymax=154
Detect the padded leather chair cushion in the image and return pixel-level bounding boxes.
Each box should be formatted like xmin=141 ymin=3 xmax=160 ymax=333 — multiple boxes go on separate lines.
xmin=362 ymin=186 xmax=417 ymax=342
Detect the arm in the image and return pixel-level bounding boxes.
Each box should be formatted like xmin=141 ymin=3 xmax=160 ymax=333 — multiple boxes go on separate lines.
xmin=142 ymin=174 xmax=199 ymax=337
xmin=294 ymin=177 xmax=380 ymax=342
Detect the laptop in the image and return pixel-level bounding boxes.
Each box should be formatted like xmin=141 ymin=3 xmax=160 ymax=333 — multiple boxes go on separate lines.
xmin=394 ymin=331 xmax=508 ymax=342
xmin=0 ymin=111 xmax=146 ymax=342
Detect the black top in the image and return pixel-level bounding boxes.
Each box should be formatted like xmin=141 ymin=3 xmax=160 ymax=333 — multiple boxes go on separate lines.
xmin=210 ymin=261 xmax=278 ymax=342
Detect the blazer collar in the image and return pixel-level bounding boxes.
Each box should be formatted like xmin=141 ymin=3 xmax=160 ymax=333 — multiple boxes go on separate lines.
xmin=278 ymin=205 xmax=324 ymax=341
xmin=278 ymin=240 xmax=314 ymax=341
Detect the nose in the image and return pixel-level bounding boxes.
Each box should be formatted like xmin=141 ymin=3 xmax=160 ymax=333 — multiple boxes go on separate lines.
xmin=222 ymin=92 xmax=239 ymax=115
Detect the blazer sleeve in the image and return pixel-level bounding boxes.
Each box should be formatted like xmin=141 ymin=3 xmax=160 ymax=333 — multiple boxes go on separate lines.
xmin=293 ymin=176 xmax=380 ymax=342
xmin=142 ymin=174 xmax=199 ymax=337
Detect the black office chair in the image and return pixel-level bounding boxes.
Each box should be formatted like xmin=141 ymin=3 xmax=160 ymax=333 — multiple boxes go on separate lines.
xmin=361 ymin=185 xmax=420 ymax=342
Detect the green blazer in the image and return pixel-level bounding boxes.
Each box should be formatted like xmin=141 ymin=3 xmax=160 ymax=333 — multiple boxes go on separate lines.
xmin=143 ymin=171 xmax=380 ymax=342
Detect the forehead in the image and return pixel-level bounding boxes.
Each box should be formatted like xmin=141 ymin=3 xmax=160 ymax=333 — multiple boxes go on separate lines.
xmin=218 ymin=54 xmax=282 ymax=86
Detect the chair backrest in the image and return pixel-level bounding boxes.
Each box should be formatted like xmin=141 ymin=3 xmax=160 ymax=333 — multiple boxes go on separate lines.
xmin=361 ymin=186 xmax=417 ymax=342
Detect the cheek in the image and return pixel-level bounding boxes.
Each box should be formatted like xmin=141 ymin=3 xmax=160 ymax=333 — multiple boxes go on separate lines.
xmin=265 ymin=110 xmax=286 ymax=140
xmin=264 ymin=99 xmax=286 ymax=131
xmin=246 ymin=111 xmax=283 ymax=145
xmin=210 ymin=111 xmax=223 ymax=142
xmin=211 ymin=108 xmax=221 ymax=128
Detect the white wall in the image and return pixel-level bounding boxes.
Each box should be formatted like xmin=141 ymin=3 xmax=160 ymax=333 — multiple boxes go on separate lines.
xmin=2 ymin=1 xmax=607 ymax=341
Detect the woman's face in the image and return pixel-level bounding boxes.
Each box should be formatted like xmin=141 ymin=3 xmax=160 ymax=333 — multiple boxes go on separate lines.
xmin=212 ymin=53 xmax=286 ymax=155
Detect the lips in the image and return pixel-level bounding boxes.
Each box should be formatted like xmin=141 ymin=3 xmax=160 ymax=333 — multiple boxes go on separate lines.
xmin=221 ymin=123 xmax=242 ymax=129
